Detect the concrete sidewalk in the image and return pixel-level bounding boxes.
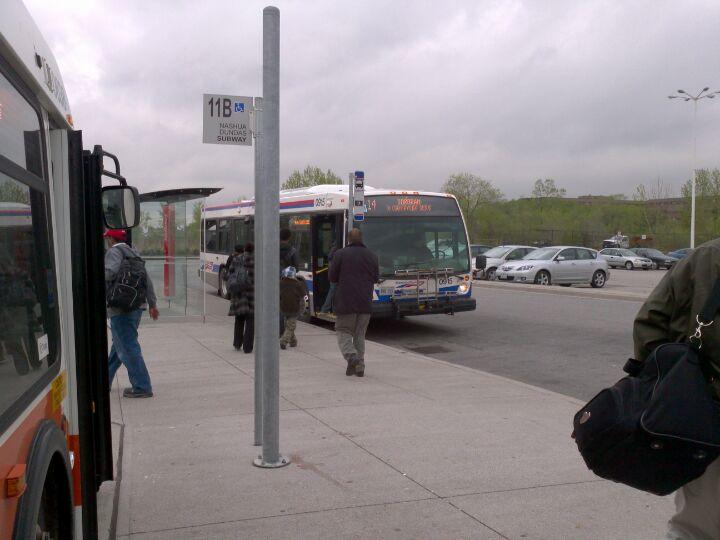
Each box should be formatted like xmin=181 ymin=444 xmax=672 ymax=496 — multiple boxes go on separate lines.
xmin=106 ymin=317 xmax=673 ymax=539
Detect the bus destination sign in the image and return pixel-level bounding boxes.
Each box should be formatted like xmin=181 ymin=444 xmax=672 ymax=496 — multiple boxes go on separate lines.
xmin=364 ymin=195 xmax=460 ymax=217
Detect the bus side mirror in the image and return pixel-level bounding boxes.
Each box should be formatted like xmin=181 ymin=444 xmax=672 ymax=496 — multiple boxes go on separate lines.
xmin=475 ymin=256 xmax=482 ymax=268
xmin=102 ymin=185 xmax=140 ymax=229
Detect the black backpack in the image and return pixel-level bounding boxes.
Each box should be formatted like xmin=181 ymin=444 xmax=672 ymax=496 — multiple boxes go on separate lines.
xmin=106 ymin=246 xmax=148 ymax=312
xmin=227 ymin=255 xmax=250 ymax=295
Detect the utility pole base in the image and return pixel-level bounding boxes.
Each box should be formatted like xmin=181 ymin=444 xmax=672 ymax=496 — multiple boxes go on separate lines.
xmin=253 ymin=455 xmax=290 ymax=468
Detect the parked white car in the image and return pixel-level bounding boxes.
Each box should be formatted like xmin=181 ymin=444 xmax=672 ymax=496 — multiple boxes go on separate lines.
xmin=598 ymin=248 xmax=653 ymax=270
xmin=475 ymin=245 xmax=536 ymax=280
xmin=496 ymin=246 xmax=610 ymax=288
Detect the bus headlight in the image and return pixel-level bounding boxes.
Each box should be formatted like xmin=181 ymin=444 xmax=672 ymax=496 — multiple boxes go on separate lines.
xmin=458 ymin=283 xmax=469 ymax=294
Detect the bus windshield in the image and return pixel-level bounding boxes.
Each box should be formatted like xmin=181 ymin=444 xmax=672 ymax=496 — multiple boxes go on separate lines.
xmin=360 ymin=216 xmax=470 ymax=276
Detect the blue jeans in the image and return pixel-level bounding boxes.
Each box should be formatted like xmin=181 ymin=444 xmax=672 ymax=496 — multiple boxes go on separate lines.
xmin=321 ymin=283 xmax=337 ymax=312
xmin=108 ymin=309 xmax=152 ymax=392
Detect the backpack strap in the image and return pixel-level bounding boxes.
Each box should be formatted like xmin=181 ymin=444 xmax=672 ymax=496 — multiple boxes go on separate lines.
xmin=690 ymin=279 xmax=720 ymax=351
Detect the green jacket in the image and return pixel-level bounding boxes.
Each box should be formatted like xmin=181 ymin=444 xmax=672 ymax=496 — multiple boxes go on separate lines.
xmin=634 ymin=239 xmax=720 ymax=382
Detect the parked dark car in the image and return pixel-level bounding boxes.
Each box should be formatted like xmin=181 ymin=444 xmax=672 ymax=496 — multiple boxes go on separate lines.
xmin=631 ymin=248 xmax=678 ymax=269
xmin=668 ymin=248 xmax=692 ymax=260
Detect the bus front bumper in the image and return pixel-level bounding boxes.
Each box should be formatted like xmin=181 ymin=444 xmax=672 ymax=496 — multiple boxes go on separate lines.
xmin=371 ymin=296 xmax=476 ymax=318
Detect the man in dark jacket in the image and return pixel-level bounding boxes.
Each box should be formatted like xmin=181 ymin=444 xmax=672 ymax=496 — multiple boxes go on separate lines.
xmin=633 ymin=238 xmax=720 ymax=539
xmin=329 ymin=228 xmax=379 ymax=377
xmin=228 ymin=242 xmax=255 ymax=353
xmin=279 ymin=228 xmax=298 ymax=270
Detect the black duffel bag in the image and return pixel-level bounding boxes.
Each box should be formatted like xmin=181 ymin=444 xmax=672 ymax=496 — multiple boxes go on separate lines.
xmin=572 ymin=281 xmax=720 ymax=496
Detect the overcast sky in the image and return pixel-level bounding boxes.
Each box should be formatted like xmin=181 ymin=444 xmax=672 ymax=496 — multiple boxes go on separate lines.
xmin=25 ymin=0 xmax=720 ymax=203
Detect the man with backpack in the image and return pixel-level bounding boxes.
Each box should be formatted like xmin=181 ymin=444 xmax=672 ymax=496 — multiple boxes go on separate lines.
xmin=104 ymin=229 xmax=158 ymax=398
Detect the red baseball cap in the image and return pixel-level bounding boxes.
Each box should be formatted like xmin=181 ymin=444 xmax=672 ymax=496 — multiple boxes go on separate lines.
xmin=103 ymin=229 xmax=127 ymax=241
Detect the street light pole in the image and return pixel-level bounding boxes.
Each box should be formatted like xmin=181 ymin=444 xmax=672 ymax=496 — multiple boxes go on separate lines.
xmin=668 ymin=87 xmax=719 ymax=249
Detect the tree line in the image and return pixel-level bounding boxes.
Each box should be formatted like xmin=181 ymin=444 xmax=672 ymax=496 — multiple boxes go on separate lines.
xmin=441 ymin=172 xmax=717 ymax=250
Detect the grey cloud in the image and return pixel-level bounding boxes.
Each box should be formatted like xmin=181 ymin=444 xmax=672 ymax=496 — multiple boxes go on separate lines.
xmin=25 ymin=0 xmax=720 ymax=202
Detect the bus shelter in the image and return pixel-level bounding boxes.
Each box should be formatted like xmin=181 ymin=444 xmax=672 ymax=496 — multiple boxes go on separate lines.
xmin=135 ymin=188 xmax=220 ymax=318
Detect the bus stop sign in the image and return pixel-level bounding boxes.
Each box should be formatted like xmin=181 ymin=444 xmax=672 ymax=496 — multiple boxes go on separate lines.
xmin=353 ymin=171 xmax=365 ymax=222
xmin=202 ymin=94 xmax=252 ymax=145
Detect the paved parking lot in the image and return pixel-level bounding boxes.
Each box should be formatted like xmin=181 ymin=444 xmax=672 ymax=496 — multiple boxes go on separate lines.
xmin=369 ymin=268 xmax=666 ymax=400
xmin=479 ymin=265 xmax=666 ymax=300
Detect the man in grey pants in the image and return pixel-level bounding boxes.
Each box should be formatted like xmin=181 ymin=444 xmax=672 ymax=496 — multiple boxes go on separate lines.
xmin=328 ymin=228 xmax=379 ymax=377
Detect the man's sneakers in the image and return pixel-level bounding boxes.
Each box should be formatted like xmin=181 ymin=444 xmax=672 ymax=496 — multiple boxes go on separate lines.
xmin=346 ymin=354 xmax=357 ymax=376
xmin=280 ymin=342 xmax=287 ymax=350
xmin=345 ymin=355 xmax=365 ymax=377
xmin=123 ymin=387 xmax=153 ymax=398
xmin=354 ymin=359 xmax=365 ymax=377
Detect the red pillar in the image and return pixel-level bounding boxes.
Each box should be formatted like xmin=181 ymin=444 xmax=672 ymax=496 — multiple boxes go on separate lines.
xmin=163 ymin=205 xmax=176 ymax=297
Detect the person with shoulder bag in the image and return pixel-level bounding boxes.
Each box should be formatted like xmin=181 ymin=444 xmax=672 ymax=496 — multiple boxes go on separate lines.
xmin=572 ymin=240 xmax=720 ymax=540
xmin=104 ymin=229 xmax=158 ymax=398
xmin=228 ymin=242 xmax=255 ymax=353
xmin=634 ymin=241 xmax=720 ymax=540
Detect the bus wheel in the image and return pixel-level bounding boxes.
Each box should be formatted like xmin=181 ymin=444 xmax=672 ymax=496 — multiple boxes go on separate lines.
xmin=35 ymin=460 xmax=73 ymax=539
xmin=14 ymin=421 xmax=73 ymax=540
xmin=218 ymin=266 xmax=229 ymax=299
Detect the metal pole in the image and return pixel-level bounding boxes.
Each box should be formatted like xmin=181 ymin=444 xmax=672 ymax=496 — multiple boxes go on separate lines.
xmin=254 ymin=6 xmax=288 ymax=468
xmin=253 ymin=96 xmax=263 ymax=447
xmin=691 ymin=100 xmax=697 ymax=249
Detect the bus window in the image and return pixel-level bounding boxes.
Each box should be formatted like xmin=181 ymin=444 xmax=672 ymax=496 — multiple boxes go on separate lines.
xmin=235 ymin=218 xmax=254 ymax=249
xmin=218 ymin=219 xmax=230 ymax=253
xmin=205 ymin=219 xmax=218 ymax=251
xmin=0 ymin=71 xmax=44 ymax=176
xmin=0 ymin=74 xmax=59 ymax=427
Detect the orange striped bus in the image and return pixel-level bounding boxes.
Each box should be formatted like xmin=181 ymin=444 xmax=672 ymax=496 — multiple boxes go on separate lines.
xmin=1 ymin=2 xmax=140 ymax=537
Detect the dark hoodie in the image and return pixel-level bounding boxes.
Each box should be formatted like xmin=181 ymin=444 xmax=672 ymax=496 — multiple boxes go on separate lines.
xmin=279 ymin=242 xmax=298 ymax=272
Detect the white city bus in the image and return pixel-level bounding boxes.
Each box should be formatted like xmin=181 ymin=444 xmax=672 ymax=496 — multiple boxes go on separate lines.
xmin=200 ymin=185 xmax=476 ymax=318
xmin=1 ymin=2 xmax=141 ymax=537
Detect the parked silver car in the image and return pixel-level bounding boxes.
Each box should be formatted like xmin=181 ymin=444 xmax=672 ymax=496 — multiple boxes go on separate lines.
xmin=475 ymin=245 xmax=536 ymax=280
xmin=598 ymin=248 xmax=653 ymax=270
xmin=495 ymin=246 xmax=610 ymax=287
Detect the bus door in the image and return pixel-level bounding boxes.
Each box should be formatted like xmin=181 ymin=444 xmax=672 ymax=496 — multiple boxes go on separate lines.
xmin=311 ymin=214 xmax=341 ymax=313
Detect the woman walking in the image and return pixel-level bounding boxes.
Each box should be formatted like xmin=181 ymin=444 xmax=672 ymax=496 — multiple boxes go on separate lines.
xmin=229 ymin=242 xmax=255 ymax=353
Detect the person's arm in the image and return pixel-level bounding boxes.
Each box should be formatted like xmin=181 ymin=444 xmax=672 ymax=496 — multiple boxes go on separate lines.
xmin=372 ymin=252 xmax=380 ymax=283
xmin=104 ymin=246 xmax=123 ymax=283
xmin=633 ymin=247 xmax=720 ymax=361
xmin=329 ymin=250 xmax=340 ymax=284
xmin=633 ymin=270 xmax=675 ymax=361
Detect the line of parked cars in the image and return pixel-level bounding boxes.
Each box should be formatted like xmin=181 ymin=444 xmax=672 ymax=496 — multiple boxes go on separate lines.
xmin=472 ymin=245 xmax=609 ymax=287
xmin=470 ymin=243 xmax=694 ymax=288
